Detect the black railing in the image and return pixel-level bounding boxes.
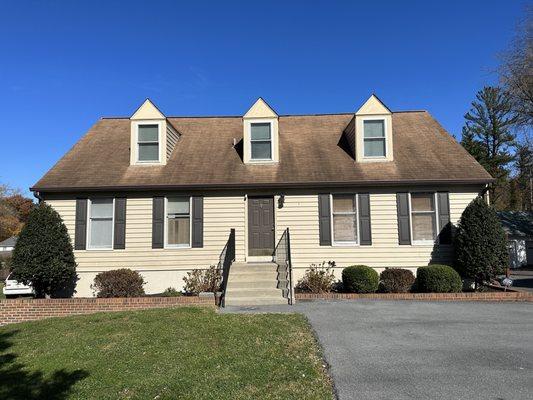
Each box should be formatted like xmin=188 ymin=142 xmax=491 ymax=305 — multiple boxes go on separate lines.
xmin=217 ymin=228 xmax=235 ymax=307
xmin=274 ymin=228 xmax=294 ymax=305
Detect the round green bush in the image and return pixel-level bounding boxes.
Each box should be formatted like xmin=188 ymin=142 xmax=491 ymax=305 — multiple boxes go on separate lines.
xmin=379 ymin=268 xmax=415 ymax=293
xmin=342 ymin=265 xmax=379 ymax=293
xmin=416 ymin=264 xmax=462 ymax=293
xmin=92 ymin=268 xmax=145 ymax=298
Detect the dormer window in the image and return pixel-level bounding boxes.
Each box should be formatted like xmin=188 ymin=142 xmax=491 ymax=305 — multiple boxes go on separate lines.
xmin=363 ymin=119 xmax=386 ymax=158
xmin=138 ymin=124 xmax=160 ymax=162
xmin=250 ymin=122 xmax=272 ymax=160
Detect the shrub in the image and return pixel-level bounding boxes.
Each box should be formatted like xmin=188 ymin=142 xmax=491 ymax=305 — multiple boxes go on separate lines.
xmin=160 ymin=287 xmax=182 ymax=297
xmin=11 ymin=203 xmax=77 ymax=297
xmin=342 ymin=265 xmax=379 ymax=293
xmin=295 ymin=261 xmax=336 ymax=293
xmin=379 ymin=268 xmax=415 ymax=293
xmin=92 ymin=269 xmax=145 ymax=298
xmin=183 ymin=265 xmax=221 ymax=294
xmin=454 ymin=197 xmax=507 ymax=286
xmin=416 ymin=264 xmax=462 ymax=293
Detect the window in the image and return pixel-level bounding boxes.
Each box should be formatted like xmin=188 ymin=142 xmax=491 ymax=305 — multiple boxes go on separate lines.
xmin=138 ymin=124 xmax=159 ymax=162
xmin=88 ymin=198 xmax=114 ymax=249
xmin=363 ymin=120 xmax=386 ymax=157
xmin=166 ymin=197 xmax=190 ymax=247
xmin=332 ymin=194 xmax=358 ymax=244
xmin=250 ymin=122 xmax=272 ymax=160
xmin=410 ymin=193 xmax=437 ymax=243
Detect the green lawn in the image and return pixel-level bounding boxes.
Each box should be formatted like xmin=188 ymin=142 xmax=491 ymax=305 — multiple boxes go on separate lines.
xmin=0 ymin=307 xmax=333 ymax=400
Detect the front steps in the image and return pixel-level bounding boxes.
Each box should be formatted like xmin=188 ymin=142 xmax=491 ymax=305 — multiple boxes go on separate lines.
xmin=224 ymin=262 xmax=288 ymax=306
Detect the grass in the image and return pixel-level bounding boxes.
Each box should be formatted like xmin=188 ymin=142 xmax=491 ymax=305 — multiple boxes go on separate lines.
xmin=0 ymin=283 xmax=4 ymax=299
xmin=0 ymin=307 xmax=333 ymax=400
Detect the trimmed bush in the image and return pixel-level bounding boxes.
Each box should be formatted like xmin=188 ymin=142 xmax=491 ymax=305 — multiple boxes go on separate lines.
xmin=183 ymin=265 xmax=221 ymax=294
xmin=454 ymin=197 xmax=508 ymax=286
xmin=416 ymin=264 xmax=462 ymax=293
xmin=379 ymin=268 xmax=415 ymax=293
xmin=160 ymin=287 xmax=182 ymax=297
xmin=295 ymin=261 xmax=336 ymax=293
xmin=342 ymin=265 xmax=379 ymax=293
xmin=11 ymin=203 xmax=77 ymax=297
xmin=92 ymin=269 xmax=145 ymax=298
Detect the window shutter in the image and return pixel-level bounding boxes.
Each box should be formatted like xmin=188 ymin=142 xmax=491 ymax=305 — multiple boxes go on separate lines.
xmin=358 ymin=193 xmax=372 ymax=245
xmin=437 ymin=192 xmax=451 ymax=244
xmin=74 ymin=198 xmax=88 ymax=250
xmin=396 ymin=193 xmax=411 ymax=245
xmin=152 ymin=197 xmax=165 ymax=249
xmin=191 ymin=196 xmax=204 ymax=248
xmin=318 ymin=194 xmax=332 ymax=246
xmin=113 ymin=198 xmax=127 ymax=249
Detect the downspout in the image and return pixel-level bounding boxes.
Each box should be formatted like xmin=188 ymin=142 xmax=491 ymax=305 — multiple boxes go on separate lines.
xmin=33 ymin=191 xmax=43 ymax=204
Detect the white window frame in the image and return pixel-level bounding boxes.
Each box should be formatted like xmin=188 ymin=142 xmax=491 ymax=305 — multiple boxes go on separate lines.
xmin=164 ymin=196 xmax=192 ymax=249
xmin=249 ymin=121 xmax=274 ymax=162
xmin=330 ymin=193 xmax=360 ymax=246
xmin=362 ymin=117 xmax=388 ymax=159
xmin=409 ymin=192 xmax=439 ymax=246
xmin=87 ymin=198 xmax=115 ymax=250
xmin=136 ymin=122 xmax=162 ymax=164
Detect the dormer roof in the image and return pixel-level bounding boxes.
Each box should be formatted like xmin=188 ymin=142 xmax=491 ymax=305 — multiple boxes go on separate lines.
xmin=131 ymin=99 xmax=165 ymax=120
xmin=243 ymin=98 xmax=278 ymax=118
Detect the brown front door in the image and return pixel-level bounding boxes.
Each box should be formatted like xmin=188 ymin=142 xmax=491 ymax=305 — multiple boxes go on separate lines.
xmin=248 ymin=196 xmax=275 ymax=257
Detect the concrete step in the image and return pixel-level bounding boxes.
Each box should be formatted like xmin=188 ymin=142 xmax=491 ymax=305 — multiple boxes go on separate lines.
xmin=231 ymin=264 xmax=278 ymax=272
xmin=225 ymin=296 xmax=289 ymax=306
xmin=227 ymin=279 xmax=279 ymax=290
xmin=226 ymin=288 xmax=283 ymax=297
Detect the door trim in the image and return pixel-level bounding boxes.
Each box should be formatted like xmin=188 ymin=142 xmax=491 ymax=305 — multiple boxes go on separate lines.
xmin=246 ymin=195 xmax=275 ymax=261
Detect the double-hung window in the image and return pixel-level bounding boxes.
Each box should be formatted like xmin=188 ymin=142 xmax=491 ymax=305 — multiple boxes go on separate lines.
xmin=166 ymin=197 xmax=191 ymax=247
xmin=88 ymin=198 xmax=114 ymax=249
xmin=250 ymin=122 xmax=272 ymax=160
xmin=363 ymin=119 xmax=386 ymax=158
xmin=332 ymin=194 xmax=358 ymax=245
xmin=138 ymin=124 xmax=160 ymax=162
xmin=410 ymin=193 xmax=437 ymax=243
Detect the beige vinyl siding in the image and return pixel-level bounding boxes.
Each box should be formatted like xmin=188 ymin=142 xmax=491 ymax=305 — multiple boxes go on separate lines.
xmin=166 ymin=124 xmax=179 ymax=160
xmin=342 ymin=116 xmax=356 ymax=158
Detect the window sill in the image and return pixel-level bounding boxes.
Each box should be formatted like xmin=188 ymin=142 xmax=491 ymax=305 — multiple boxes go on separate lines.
xmin=86 ymin=247 xmax=114 ymax=251
xmin=247 ymin=159 xmax=277 ymax=164
xmin=332 ymin=242 xmax=359 ymax=247
xmin=134 ymin=161 xmax=162 ymax=165
xmin=163 ymin=245 xmax=192 ymax=250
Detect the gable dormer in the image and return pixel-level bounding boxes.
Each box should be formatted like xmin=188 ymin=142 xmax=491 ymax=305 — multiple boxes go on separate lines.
xmin=352 ymin=94 xmax=393 ymax=162
xmin=130 ymin=99 xmax=179 ymax=166
xmin=243 ymin=98 xmax=279 ymax=164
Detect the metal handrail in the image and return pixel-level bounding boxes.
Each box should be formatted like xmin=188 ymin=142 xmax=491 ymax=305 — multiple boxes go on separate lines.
xmin=217 ymin=228 xmax=235 ymax=307
xmin=274 ymin=228 xmax=294 ymax=305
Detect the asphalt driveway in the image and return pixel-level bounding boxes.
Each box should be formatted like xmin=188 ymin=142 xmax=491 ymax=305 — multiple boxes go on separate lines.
xmin=224 ymin=300 xmax=533 ymax=400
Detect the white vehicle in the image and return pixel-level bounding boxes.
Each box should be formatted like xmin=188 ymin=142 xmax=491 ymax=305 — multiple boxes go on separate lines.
xmin=3 ymin=273 xmax=35 ymax=297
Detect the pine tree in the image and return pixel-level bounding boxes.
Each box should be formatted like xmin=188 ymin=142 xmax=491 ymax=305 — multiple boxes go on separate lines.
xmin=11 ymin=203 xmax=77 ymax=297
xmin=515 ymin=142 xmax=533 ymax=210
xmin=454 ymin=197 xmax=508 ymax=287
xmin=460 ymin=86 xmax=519 ymax=208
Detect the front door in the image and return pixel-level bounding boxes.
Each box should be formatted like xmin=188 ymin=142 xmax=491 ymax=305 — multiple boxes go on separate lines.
xmin=248 ymin=196 xmax=275 ymax=257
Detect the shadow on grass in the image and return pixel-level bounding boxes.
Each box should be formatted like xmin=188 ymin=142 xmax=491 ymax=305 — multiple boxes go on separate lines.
xmin=0 ymin=331 xmax=88 ymax=400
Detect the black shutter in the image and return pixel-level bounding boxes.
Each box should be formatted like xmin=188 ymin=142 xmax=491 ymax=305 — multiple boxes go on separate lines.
xmin=318 ymin=194 xmax=332 ymax=246
xmin=191 ymin=196 xmax=204 ymax=248
xmin=152 ymin=197 xmax=165 ymax=249
xmin=396 ymin=193 xmax=411 ymax=245
xmin=437 ymin=192 xmax=451 ymax=244
xmin=358 ymin=193 xmax=372 ymax=245
xmin=74 ymin=198 xmax=88 ymax=250
xmin=114 ymin=198 xmax=127 ymax=249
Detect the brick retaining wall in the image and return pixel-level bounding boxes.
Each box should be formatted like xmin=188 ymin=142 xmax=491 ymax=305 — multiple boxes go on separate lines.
xmin=296 ymin=291 xmax=533 ymax=302
xmin=0 ymin=296 xmax=214 ymax=326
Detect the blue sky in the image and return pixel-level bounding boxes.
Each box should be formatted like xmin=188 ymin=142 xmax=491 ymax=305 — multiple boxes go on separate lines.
xmin=0 ymin=0 xmax=527 ymax=194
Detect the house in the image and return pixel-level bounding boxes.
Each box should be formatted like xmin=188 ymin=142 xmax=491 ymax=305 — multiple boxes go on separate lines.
xmin=31 ymin=95 xmax=493 ymax=303
xmin=498 ymin=211 xmax=533 ymax=269
xmin=0 ymin=236 xmax=17 ymax=253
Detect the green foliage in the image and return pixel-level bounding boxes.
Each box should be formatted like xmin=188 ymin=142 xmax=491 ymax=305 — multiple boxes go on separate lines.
xmin=11 ymin=203 xmax=77 ymax=298
xmin=161 ymin=287 xmax=182 ymax=297
xmin=92 ymin=268 xmax=145 ymax=298
xmin=295 ymin=261 xmax=336 ymax=293
xmin=454 ymin=197 xmax=508 ymax=284
xmin=416 ymin=264 xmax=462 ymax=293
xmin=183 ymin=265 xmax=221 ymax=294
xmin=342 ymin=265 xmax=379 ymax=293
xmin=379 ymin=268 xmax=415 ymax=293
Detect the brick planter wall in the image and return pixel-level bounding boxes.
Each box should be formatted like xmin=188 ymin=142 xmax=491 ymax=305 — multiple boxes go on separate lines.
xmin=295 ymin=291 xmax=533 ymax=302
xmin=0 ymin=296 xmax=214 ymax=326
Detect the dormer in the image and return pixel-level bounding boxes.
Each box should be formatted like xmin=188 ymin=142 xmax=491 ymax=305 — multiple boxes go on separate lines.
xmin=130 ymin=99 xmax=179 ymax=166
xmin=352 ymin=94 xmax=393 ymax=162
xmin=243 ymin=98 xmax=279 ymax=164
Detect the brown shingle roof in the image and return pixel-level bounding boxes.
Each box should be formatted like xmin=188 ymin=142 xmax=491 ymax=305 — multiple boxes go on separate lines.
xmin=32 ymin=111 xmax=492 ymax=192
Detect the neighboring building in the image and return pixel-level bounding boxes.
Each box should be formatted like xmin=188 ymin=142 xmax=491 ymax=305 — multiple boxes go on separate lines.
xmin=498 ymin=211 xmax=533 ymax=269
xmin=31 ymin=95 xmax=493 ymax=302
xmin=0 ymin=236 xmax=17 ymax=252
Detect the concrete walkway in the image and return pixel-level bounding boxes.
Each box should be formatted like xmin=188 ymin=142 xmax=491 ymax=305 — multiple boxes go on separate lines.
xmin=223 ymin=300 xmax=533 ymax=400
